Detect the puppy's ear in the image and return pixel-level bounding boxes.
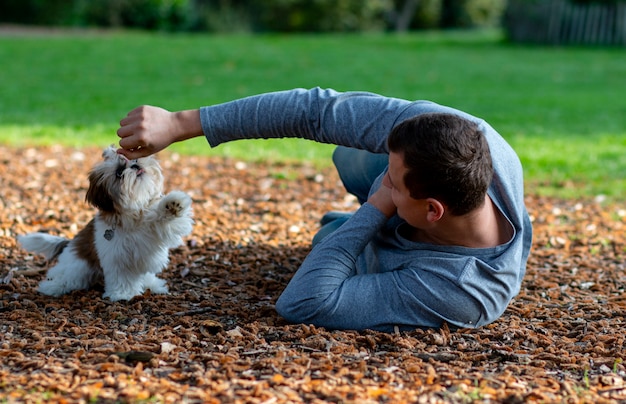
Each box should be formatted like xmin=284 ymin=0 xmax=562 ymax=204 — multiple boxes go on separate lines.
xmin=102 ymin=146 xmax=118 ymax=161
xmin=85 ymin=170 xmax=116 ymax=212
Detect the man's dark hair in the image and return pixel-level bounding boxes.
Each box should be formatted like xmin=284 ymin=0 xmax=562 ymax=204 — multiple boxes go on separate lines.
xmin=387 ymin=113 xmax=493 ymax=216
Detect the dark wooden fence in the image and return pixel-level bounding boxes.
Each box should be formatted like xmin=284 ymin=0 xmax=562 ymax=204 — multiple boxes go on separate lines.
xmin=505 ymin=0 xmax=626 ymax=45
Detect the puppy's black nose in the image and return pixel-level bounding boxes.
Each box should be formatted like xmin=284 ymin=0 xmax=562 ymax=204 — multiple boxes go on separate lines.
xmin=131 ymin=164 xmax=141 ymax=170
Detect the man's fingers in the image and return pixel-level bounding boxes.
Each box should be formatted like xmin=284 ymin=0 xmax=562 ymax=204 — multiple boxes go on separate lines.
xmin=118 ymin=106 xmax=150 ymax=135
xmin=118 ymin=136 xmax=136 ymax=149
xmin=381 ymin=172 xmax=393 ymax=188
xmin=116 ymin=125 xmax=131 ymax=139
xmin=116 ymin=146 xmax=150 ymax=160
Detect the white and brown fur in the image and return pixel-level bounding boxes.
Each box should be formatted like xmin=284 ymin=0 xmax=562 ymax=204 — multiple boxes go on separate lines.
xmin=18 ymin=146 xmax=193 ymax=301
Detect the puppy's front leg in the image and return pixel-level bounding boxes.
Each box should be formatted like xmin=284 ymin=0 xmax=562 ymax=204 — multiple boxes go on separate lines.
xmin=156 ymin=191 xmax=194 ymax=242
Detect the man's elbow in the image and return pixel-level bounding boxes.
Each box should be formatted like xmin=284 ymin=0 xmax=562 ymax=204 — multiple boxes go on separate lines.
xmin=275 ymin=291 xmax=323 ymax=325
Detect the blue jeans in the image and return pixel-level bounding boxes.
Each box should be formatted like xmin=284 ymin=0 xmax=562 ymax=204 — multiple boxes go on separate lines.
xmin=312 ymin=146 xmax=388 ymax=245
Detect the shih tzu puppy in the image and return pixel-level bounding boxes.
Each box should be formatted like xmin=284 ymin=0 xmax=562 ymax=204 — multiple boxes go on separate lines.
xmin=18 ymin=146 xmax=193 ymax=301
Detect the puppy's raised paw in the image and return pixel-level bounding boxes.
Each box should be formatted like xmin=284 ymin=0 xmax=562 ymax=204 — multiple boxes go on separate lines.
xmin=161 ymin=191 xmax=192 ymax=217
xmin=165 ymin=200 xmax=183 ymax=217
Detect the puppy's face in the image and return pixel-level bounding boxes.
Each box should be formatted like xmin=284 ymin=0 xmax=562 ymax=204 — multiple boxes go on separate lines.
xmin=86 ymin=146 xmax=164 ymax=213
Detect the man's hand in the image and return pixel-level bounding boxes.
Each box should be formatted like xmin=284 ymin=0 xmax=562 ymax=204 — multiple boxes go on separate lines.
xmin=367 ymin=172 xmax=397 ymax=218
xmin=116 ymin=106 xmax=202 ymax=160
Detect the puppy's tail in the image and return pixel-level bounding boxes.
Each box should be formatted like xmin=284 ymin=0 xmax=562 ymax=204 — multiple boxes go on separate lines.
xmin=18 ymin=233 xmax=70 ymax=261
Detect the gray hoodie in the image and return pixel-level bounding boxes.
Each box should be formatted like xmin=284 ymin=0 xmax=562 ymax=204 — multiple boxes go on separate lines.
xmin=200 ymin=87 xmax=532 ymax=332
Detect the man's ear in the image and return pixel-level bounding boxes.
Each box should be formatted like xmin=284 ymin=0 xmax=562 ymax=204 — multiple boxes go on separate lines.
xmin=425 ymin=198 xmax=445 ymax=222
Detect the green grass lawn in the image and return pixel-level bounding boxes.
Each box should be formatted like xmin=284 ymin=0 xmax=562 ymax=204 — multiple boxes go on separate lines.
xmin=0 ymin=29 xmax=624 ymax=198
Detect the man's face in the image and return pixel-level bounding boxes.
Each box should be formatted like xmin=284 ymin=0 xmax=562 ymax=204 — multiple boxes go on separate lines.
xmin=387 ymin=151 xmax=428 ymax=228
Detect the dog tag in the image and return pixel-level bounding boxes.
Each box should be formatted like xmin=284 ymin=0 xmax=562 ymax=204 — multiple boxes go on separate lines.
xmin=104 ymin=229 xmax=114 ymax=241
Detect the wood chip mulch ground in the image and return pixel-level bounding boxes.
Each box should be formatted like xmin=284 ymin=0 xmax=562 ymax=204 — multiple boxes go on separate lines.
xmin=1 ymin=145 xmax=625 ymax=403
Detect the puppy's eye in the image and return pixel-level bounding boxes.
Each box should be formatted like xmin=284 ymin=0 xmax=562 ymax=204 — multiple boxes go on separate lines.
xmin=115 ymin=165 xmax=125 ymax=179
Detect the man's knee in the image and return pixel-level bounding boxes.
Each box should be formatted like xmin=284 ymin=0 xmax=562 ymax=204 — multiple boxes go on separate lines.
xmin=332 ymin=146 xmax=388 ymax=204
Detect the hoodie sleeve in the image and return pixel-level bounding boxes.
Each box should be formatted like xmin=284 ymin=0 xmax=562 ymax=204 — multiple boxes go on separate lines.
xmin=199 ymin=87 xmax=414 ymax=153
